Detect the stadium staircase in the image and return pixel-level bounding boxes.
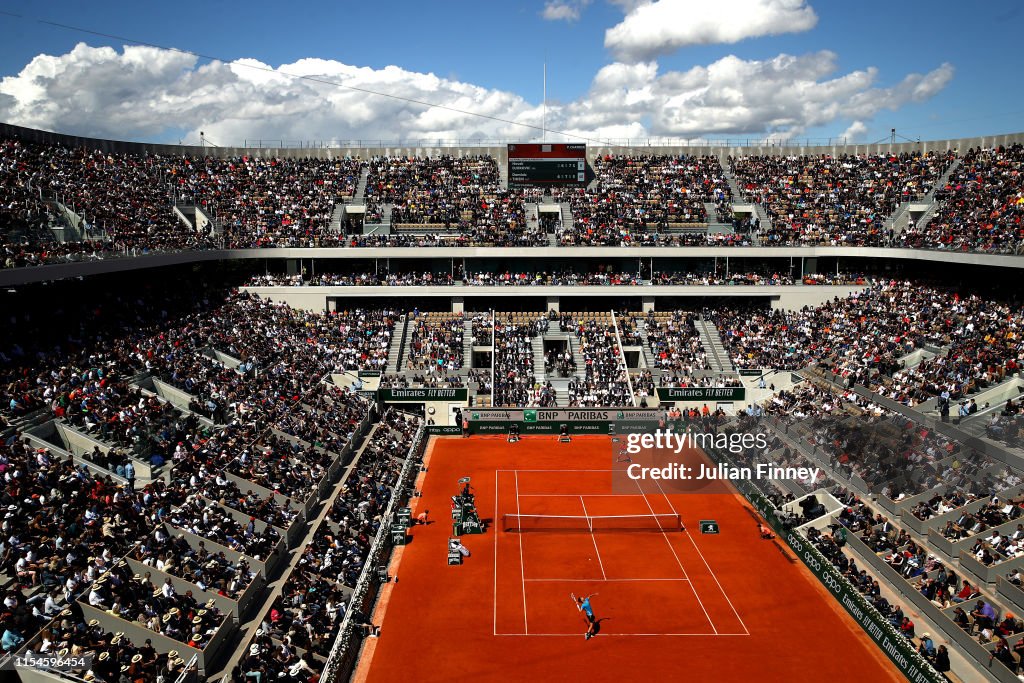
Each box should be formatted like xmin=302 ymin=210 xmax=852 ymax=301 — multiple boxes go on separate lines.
xmin=722 ymin=169 xmax=771 ymax=242
xmin=903 ymin=158 xmax=962 ymax=234
xmin=328 ymin=203 xmax=345 ymax=235
xmin=374 ymin=203 xmax=394 ymax=234
xmin=610 ymin=311 xmax=638 ymax=407
xmin=911 ymin=201 xmax=941 ymax=233
xmin=895 ymin=343 xmax=944 ymax=372
xmin=386 ymin=316 xmax=408 ymax=373
xmin=885 ymin=156 xmax=961 ymax=236
xmin=524 ymin=201 xmax=540 ymax=230
xmin=884 ymin=202 xmax=912 ymax=235
xmin=540 ymin=327 xmax=577 ymax=406
xmin=462 ymin=319 xmax=474 ymax=369
xmin=697 ymin=318 xmax=733 ymax=372
xmin=172 ymin=203 xmax=224 ymax=242
xmin=498 ymin=159 xmax=509 ymax=189
xmin=928 ymin=157 xmax=963 ymax=202
xmin=212 ymin=346 xmax=244 ymax=370
xmin=634 ymin=319 xmax=663 ymax=382
xmin=751 ymin=203 xmax=772 ymax=242
xmin=721 ymin=166 xmax=744 ymax=200
xmin=531 ymin=335 xmax=547 ymax=381
xmin=47 ymin=198 xmax=84 ymax=242
xmin=703 ymin=201 xmax=733 ymax=234
xmin=560 ymin=203 xmax=574 ymax=233
xmin=354 ymin=167 xmax=369 ymax=202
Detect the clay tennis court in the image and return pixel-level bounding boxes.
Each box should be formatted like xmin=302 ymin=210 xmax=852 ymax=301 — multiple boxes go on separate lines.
xmin=355 ymin=435 xmax=901 ymax=682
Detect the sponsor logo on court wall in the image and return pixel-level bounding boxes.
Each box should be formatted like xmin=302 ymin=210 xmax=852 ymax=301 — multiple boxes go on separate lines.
xmin=471 ymin=408 xmax=665 ymax=422
xmin=380 ymin=388 xmax=468 ymax=401
xmin=655 ymin=387 xmax=746 ymax=401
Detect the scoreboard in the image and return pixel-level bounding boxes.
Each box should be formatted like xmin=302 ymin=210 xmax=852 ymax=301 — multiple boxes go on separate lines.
xmin=507 ymin=143 xmax=588 ymax=188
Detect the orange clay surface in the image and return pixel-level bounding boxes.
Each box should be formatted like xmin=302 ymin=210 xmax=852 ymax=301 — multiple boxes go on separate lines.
xmin=356 ymin=435 xmax=902 ymax=683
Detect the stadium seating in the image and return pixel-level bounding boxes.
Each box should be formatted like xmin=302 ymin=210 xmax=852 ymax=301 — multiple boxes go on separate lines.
xmin=4 ymin=135 xmax=1024 ymax=260
xmin=900 ymin=145 xmax=1024 ymax=253
xmin=730 ymin=151 xmax=956 ymax=246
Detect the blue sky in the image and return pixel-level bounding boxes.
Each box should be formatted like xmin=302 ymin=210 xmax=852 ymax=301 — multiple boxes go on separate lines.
xmin=0 ymin=0 xmax=1020 ymax=145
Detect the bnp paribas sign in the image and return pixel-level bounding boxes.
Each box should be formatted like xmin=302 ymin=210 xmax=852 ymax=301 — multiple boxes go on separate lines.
xmin=510 ymin=409 xmax=660 ymax=422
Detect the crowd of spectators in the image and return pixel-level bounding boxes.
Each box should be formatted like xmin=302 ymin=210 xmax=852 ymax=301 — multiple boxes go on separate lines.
xmin=562 ymin=315 xmax=632 ymax=407
xmin=553 ymin=154 xmax=729 ymax=246
xmin=243 ymin=269 xmax=869 ymax=288
xmin=646 ymin=312 xmax=710 ymax=377
xmin=469 ymin=312 xmax=493 ymax=347
xmin=246 ymin=409 xmax=417 ymax=681
xmin=8 ymin=140 xmax=1024 ymax=262
xmin=763 ymin=380 xmax=1022 ymax=504
xmin=730 ymin=151 xmax=956 ymax=246
xmin=246 ymin=272 xmax=458 ymax=287
xmin=808 ymin=517 xmax=953 ymax=674
xmin=900 ymin=145 xmax=1024 ymax=253
xmin=0 ymin=138 xmax=68 ymax=257
xmin=0 ymin=273 xmax=430 ymax=682
xmin=0 ymin=139 xmax=366 ymax=262
xmin=175 ymin=155 xmax=361 ymax=248
xmin=363 ymin=156 xmax=546 ymax=246
xmin=406 ymin=314 xmax=464 ymax=374
xmin=9 ymin=140 xmax=1024 ymax=260
xmin=493 ymin=316 xmax=553 ymax=407
xmin=712 ymin=281 xmax=1024 ymax=411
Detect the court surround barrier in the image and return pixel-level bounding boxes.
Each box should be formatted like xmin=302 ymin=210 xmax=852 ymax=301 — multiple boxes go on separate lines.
xmin=467 ymin=407 xmax=664 ymax=435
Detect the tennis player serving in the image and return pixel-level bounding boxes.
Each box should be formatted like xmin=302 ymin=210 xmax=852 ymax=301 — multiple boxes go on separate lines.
xmin=571 ymin=592 xmax=600 ymax=640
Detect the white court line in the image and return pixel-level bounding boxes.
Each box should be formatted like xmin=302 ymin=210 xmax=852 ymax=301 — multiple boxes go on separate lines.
xmin=517 ymin=494 xmax=644 ymax=497
xmin=494 ymin=632 xmax=749 ymax=637
xmin=652 ymin=476 xmax=751 ymax=636
xmin=579 ymin=496 xmax=607 ymax=580
xmin=496 ymin=469 xmax=617 ymax=472
xmin=528 ymin=581 xmax=688 ymax=585
xmin=493 ymin=470 xmax=499 ymax=636
xmin=632 ymin=477 xmax=720 ymax=635
xmin=515 ymin=470 xmax=528 ymax=634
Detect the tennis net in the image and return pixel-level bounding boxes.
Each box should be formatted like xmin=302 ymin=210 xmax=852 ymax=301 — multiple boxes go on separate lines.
xmin=502 ymin=512 xmax=682 ymax=532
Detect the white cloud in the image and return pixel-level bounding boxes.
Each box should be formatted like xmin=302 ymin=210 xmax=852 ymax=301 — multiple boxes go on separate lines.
xmin=841 ymin=120 xmax=868 ymax=142
xmin=605 ymin=0 xmax=818 ymax=62
xmin=542 ymin=0 xmax=591 ymax=22
xmin=0 ymin=43 xmax=543 ymax=144
xmin=0 ymin=43 xmax=952 ymax=145
xmin=627 ymin=52 xmax=953 ymax=138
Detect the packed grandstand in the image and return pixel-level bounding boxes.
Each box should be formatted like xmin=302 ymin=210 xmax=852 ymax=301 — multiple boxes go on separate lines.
xmin=2 ymin=122 xmax=1024 ymax=683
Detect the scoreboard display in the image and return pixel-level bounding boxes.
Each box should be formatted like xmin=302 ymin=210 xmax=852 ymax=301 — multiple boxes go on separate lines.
xmin=507 ymin=143 xmax=588 ymax=187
